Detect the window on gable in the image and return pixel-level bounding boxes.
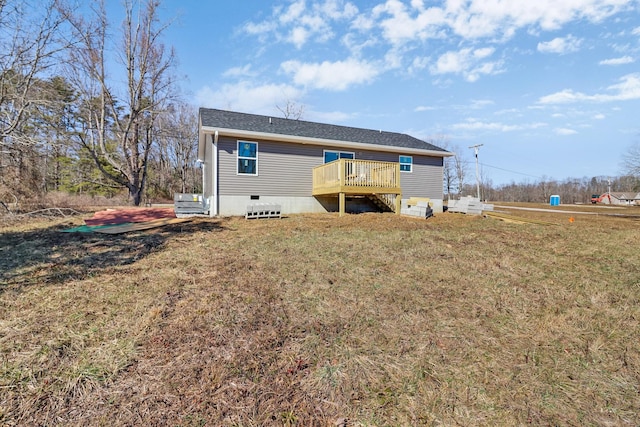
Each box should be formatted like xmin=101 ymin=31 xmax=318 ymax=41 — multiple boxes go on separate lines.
xmin=399 ymin=155 xmax=413 ymax=172
xmin=324 ymin=150 xmax=354 ymax=163
xmin=238 ymin=141 xmax=258 ymax=175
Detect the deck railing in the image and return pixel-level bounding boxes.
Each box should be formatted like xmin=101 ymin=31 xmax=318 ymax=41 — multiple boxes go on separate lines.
xmin=312 ymin=159 xmax=401 ymax=195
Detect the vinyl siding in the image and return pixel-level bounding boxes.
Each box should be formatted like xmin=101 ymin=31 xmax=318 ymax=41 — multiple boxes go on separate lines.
xmin=214 ymin=136 xmax=443 ymax=198
xmin=217 ymin=137 xmax=322 ymax=196
xmin=353 ymin=150 xmax=443 ymax=199
xmin=402 ymin=156 xmax=443 ymax=199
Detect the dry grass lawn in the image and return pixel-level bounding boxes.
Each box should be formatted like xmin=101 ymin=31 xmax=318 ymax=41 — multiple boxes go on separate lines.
xmin=1 ymin=205 xmax=639 ymax=426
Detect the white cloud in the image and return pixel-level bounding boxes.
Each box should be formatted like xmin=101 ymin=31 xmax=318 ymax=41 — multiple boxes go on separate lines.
xmin=431 ymin=47 xmax=503 ymax=82
xmin=556 ymin=128 xmax=578 ymax=135
xmin=244 ymin=0 xmax=358 ymax=48
xmin=539 ymin=89 xmax=586 ymax=104
xmin=470 ymin=99 xmax=494 ymax=109
xmin=537 ymin=35 xmax=582 ymax=54
xmin=452 ymin=118 xmax=546 ymax=132
xmin=372 ymin=0 xmax=446 ymax=45
xmin=279 ymin=0 xmax=306 ymax=24
xmin=408 ymin=56 xmax=429 ymax=74
xmin=281 ymin=58 xmax=380 ymax=90
xmin=341 ymin=32 xmax=378 ymax=55
xmin=414 ymin=105 xmax=436 ymax=112
xmin=632 ymin=26 xmax=640 ymax=36
xmin=607 ymin=73 xmax=640 ymax=99
xmin=384 ymin=47 xmax=408 ymax=69
xmin=433 ymin=48 xmax=470 ymax=74
xmin=437 ymin=0 xmax=631 ymax=41
xmin=411 ymin=0 xmax=425 ymax=11
xmin=473 ymin=47 xmax=495 ymax=59
xmin=466 ymin=61 xmax=503 ymax=82
xmin=610 ymin=42 xmax=632 ymax=53
xmin=351 ymin=13 xmax=375 ymax=31
xmin=317 ymin=0 xmax=358 ymax=19
xmin=301 ymin=14 xmax=330 ymax=34
xmin=247 ymin=0 xmax=634 ymax=59
xmin=358 ymin=0 xmax=635 ymax=47
xmin=494 ymin=108 xmax=521 ymax=116
xmin=244 ymin=20 xmax=277 ymax=36
xmin=289 ymin=26 xmax=310 ymax=48
xmin=195 ymin=82 xmax=304 ymax=115
xmin=599 ymin=55 xmax=635 ymax=65
xmin=593 ymin=113 xmax=606 ymax=119
xmin=310 ymin=109 xmax=354 ymax=122
xmin=538 ymin=73 xmax=640 ymax=104
xmin=242 ymin=0 xmax=635 ymax=93
xmin=222 ymin=65 xmax=256 ymax=78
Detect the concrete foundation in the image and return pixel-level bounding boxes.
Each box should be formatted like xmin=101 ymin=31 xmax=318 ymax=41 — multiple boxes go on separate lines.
xmin=212 ymin=195 xmax=444 ymax=217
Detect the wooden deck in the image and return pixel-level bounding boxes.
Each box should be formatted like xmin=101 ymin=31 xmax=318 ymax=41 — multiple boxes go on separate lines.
xmin=312 ymin=159 xmax=402 ymax=216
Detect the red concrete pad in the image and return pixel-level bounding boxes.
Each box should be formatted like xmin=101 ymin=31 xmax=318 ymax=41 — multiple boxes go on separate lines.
xmin=85 ymin=207 xmax=176 ymax=226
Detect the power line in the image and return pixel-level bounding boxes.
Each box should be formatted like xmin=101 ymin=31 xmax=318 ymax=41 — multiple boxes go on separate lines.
xmin=479 ymin=162 xmax=543 ymax=180
xmin=450 ymin=156 xmax=550 ymax=181
xmin=455 ymin=159 xmax=544 ymax=180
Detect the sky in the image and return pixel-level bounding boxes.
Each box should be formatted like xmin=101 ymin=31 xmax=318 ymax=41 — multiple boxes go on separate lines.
xmin=149 ymin=0 xmax=639 ymax=185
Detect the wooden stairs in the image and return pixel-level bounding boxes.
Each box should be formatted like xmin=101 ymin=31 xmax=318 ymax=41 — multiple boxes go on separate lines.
xmin=367 ymin=194 xmax=397 ymax=213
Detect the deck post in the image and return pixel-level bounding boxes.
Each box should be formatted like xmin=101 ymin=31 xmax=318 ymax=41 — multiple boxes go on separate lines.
xmin=339 ymin=192 xmax=346 ymax=217
xmin=395 ymin=194 xmax=401 ymax=214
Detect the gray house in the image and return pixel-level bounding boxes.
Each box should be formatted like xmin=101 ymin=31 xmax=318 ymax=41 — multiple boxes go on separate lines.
xmin=197 ymin=108 xmax=452 ymax=217
xmin=598 ymin=192 xmax=640 ymax=205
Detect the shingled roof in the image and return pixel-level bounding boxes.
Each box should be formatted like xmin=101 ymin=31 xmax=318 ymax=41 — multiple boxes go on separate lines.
xmin=200 ymin=108 xmax=449 ymax=154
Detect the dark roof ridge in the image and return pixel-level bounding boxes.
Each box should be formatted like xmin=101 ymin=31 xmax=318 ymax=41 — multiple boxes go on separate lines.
xmin=199 ymin=108 xmax=450 ymax=154
xmin=202 ymin=107 xmax=405 ymax=136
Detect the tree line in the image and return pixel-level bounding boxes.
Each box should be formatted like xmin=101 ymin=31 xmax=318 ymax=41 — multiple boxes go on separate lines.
xmin=477 ymin=175 xmax=639 ymax=204
xmin=0 ymin=0 xmax=200 ymax=210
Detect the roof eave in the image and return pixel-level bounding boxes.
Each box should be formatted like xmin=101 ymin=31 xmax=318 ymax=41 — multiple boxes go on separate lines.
xmin=200 ymin=126 xmax=453 ymax=157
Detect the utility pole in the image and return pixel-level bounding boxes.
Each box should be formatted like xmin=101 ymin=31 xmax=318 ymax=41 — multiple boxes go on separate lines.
xmin=469 ymin=144 xmax=483 ymax=200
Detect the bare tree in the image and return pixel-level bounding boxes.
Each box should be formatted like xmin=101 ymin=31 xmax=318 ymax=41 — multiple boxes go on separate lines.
xmin=453 ymin=147 xmax=467 ymax=196
xmin=0 ymin=0 xmax=67 ymax=147
xmin=167 ymin=103 xmax=199 ymax=194
xmin=62 ymin=0 xmax=177 ymax=205
xmin=443 ymin=154 xmax=455 ymax=197
xmin=276 ymin=99 xmax=305 ymax=120
xmin=480 ymin=170 xmax=493 ymax=201
xmin=150 ymin=102 xmax=199 ymax=196
xmin=622 ymin=142 xmax=640 ymax=178
xmin=0 ymin=0 xmax=68 ymax=202
xmin=538 ymin=176 xmax=554 ymax=203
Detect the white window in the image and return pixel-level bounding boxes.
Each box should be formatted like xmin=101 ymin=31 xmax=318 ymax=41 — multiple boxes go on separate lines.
xmin=237 ymin=141 xmax=258 ymax=175
xmin=324 ymin=150 xmax=355 ymax=163
xmin=399 ymin=155 xmax=412 ymax=172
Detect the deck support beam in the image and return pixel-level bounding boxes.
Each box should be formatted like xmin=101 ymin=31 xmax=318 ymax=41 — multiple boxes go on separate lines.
xmin=339 ymin=192 xmax=346 ymax=217
xmin=395 ymin=194 xmax=401 ymax=215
